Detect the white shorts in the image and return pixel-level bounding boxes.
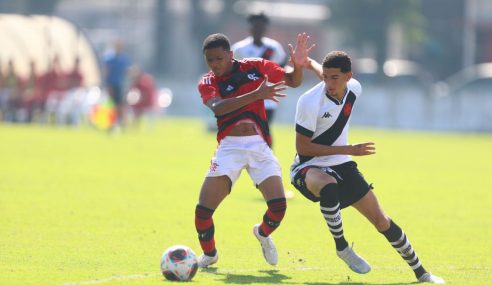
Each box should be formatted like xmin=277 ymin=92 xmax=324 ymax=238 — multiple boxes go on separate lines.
xmin=206 ymin=135 xmax=282 ymax=186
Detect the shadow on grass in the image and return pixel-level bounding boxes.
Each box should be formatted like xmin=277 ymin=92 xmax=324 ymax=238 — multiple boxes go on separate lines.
xmin=306 ymin=281 xmax=418 ymax=285
xmin=200 ymin=268 xmax=417 ymax=284
xmin=201 ymin=269 xmax=290 ymax=284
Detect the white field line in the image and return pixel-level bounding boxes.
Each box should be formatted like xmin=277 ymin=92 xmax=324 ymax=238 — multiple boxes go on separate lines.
xmin=59 ymin=273 xmax=160 ymax=285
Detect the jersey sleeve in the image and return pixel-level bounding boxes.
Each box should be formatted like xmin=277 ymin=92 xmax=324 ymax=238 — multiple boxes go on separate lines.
xmin=347 ymin=78 xmax=362 ymax=97
xmin=257 ymin=59 xmax=285 ymax=84
xmin=198 ymin=75 xmax=219 ymax=104
xmin=295 ymin=82 xmax=324 ymax=138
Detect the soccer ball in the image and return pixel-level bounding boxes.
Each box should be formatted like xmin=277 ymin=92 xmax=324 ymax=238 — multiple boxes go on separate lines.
xmin=160 ymin=245 xmax=198 ymax=281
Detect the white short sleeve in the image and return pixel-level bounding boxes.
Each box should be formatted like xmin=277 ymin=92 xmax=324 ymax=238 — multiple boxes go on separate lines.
xmin=347 ymin=78 xmax=362 ymax=97
xmin=295 ymin=82 xmax=324 ymax=137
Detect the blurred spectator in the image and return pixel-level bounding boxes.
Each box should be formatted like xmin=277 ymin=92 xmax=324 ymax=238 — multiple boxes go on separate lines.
xmin=21 ymin=60 xmax=43 ymax=122
xmin=1 ymin=59 xmax=23 ymax=122
xmin=66 ymin=57 xmax=84 ymax=89
xmin=44 ymin=55 xmax=68 ymax=124
xmin=57 ymin=57 xmax=85 ymax=125
xmin=127 ymin=65 xmax=157 ymax=129
xmin=0 ymin=60 xmax=4 ymax=120
xmin=232 ymin=12 xmax=288 ymax=130
xmin=103 ymin=40 xmax=131 ymax=129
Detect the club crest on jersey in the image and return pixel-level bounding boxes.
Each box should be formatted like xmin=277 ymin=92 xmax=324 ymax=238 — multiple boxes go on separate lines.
xmin=209 ymin=162 xmax=219 ymax=172
xmin=247 ymin=73 xmax=260 ymax=81
xmin=343 ymin=102 xmax=352 ymax=116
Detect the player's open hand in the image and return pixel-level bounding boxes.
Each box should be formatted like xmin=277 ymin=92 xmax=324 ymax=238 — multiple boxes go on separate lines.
xmin=288 ymin=33 xmax=316 ymax=67
xmin=256 ymin=76 xmax=287 ymax=103
xmin=350 ymin=142 xmax=376 ymax=156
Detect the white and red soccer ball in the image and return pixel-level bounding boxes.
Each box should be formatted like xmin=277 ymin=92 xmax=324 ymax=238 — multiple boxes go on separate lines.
xmin=160 ymin=245 xmax=198 ymax=281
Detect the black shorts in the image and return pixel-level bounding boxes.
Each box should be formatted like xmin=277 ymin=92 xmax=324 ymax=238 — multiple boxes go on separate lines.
xmin=291 ymin=161 xmax=372 ymax=209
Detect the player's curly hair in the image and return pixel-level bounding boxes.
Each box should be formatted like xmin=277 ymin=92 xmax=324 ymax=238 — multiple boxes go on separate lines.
xmin=202 ymin=33 xmax=231 ymax=52
xmin=322 ymin=51 xmax=352 ymax=73
xmin=247 ymin=12 xmax=269 ymax=24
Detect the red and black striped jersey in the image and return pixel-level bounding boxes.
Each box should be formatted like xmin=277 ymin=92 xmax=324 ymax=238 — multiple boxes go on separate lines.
xmin=198 ymin=59 xmax=285 ymax=146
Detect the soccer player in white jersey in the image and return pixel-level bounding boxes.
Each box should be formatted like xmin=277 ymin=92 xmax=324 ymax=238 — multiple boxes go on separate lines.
xmin=232 ymin=12 xmax=287 ymax=132
xmin=290 ymin=51 xmax=445 ymax=284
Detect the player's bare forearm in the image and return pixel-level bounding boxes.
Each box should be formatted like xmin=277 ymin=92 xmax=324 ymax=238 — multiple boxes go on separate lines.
xmin=305 ymin=57 xmax=323 ymax=81
xmin=284 ymin=64 xmax=303 ymax=87
xmin=297 ymin=141 xmax=351 ymax=156
xmin=297 ymin=142 xmax=375 ymax=157
xmin=206 ymin=93 xmax=260 ymax=116
xmin=296 ymin=133 xmax=375 ymax=156
xmin=207 ymin=80 xmax=287 ymax=116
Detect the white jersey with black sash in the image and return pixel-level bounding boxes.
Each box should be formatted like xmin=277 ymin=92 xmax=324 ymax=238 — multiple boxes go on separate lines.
xmin=291 ymin=78 xmax=362 ymax=172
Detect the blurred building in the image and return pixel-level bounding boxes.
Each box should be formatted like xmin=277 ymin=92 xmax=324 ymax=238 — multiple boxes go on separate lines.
xmin=0 ymin=0 xmax=490 ymax=131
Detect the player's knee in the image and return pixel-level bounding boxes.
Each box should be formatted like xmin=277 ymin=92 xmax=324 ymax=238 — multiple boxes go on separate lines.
xmin=307 ymin=175 xmax=337 ymax=195
xmin=195 ymin=204 xmax=215 ymax=229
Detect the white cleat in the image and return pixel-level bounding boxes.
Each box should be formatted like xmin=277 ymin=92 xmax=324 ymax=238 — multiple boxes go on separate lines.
xmin=253 ymin=224 xmax=278 ymax=265
xmin=336 ymin=244 xmax=371 ymax=274
xmin=197 ymin=252 xmax=218 ymax=268
xmin=418 ymin=272 xmax=445 ymax=284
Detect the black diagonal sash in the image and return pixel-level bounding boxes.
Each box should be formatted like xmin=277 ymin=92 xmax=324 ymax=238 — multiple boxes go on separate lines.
xmin=298 ymin=91 xmax=357 ymax=164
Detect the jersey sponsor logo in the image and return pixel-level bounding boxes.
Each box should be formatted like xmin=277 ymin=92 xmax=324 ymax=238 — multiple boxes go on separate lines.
xmin=322 ymin=111 xmax=332 ymax=118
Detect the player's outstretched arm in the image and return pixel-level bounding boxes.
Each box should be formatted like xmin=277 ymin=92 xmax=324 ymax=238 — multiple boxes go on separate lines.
xmin=283 ymin=33 xmax=315 ymax=87
xmin=304 ymin=57 xmax=323 ymax=81
xmin=296 ymin=132 xmax=376 ymax=156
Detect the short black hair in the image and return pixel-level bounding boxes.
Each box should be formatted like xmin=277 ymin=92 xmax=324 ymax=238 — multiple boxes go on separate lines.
xmin=247 ymin=12 xmax=269 ymax=24
xmin=202 ymin=33 xmax=231 ymax=52
xmin=322 ymin=51 xmax=352 ymax=73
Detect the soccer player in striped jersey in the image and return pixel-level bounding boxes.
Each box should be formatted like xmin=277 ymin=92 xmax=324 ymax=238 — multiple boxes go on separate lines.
xmin=195 ymin=33 xmax=314 ymax=268
xmin=290 ymin=51 xmax=445 ymax=283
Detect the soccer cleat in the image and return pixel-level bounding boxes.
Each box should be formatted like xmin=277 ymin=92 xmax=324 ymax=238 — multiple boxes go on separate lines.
xmin=253 ymin=224 xmax=278 ymax=265
xmin=197 ymin=252 xmax=218 ymax=268
xmin=336 ymin=244 xmax=371 ymax=274
xmin=418 ymin=272 xmax=445 ymax=284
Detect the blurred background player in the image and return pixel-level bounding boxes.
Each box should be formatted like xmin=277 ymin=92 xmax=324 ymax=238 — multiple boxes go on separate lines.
xmin=232 ymin=12 xmax=288 ymax=144
xmin=103 ymin=39 xmax=131 ymax=130
xmin=127 ymin=64 xmax=158 ymax=129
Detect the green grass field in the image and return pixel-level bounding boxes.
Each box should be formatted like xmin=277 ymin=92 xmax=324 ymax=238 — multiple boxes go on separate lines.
xmin=1 ymin=118 xmax=491 ymax=285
